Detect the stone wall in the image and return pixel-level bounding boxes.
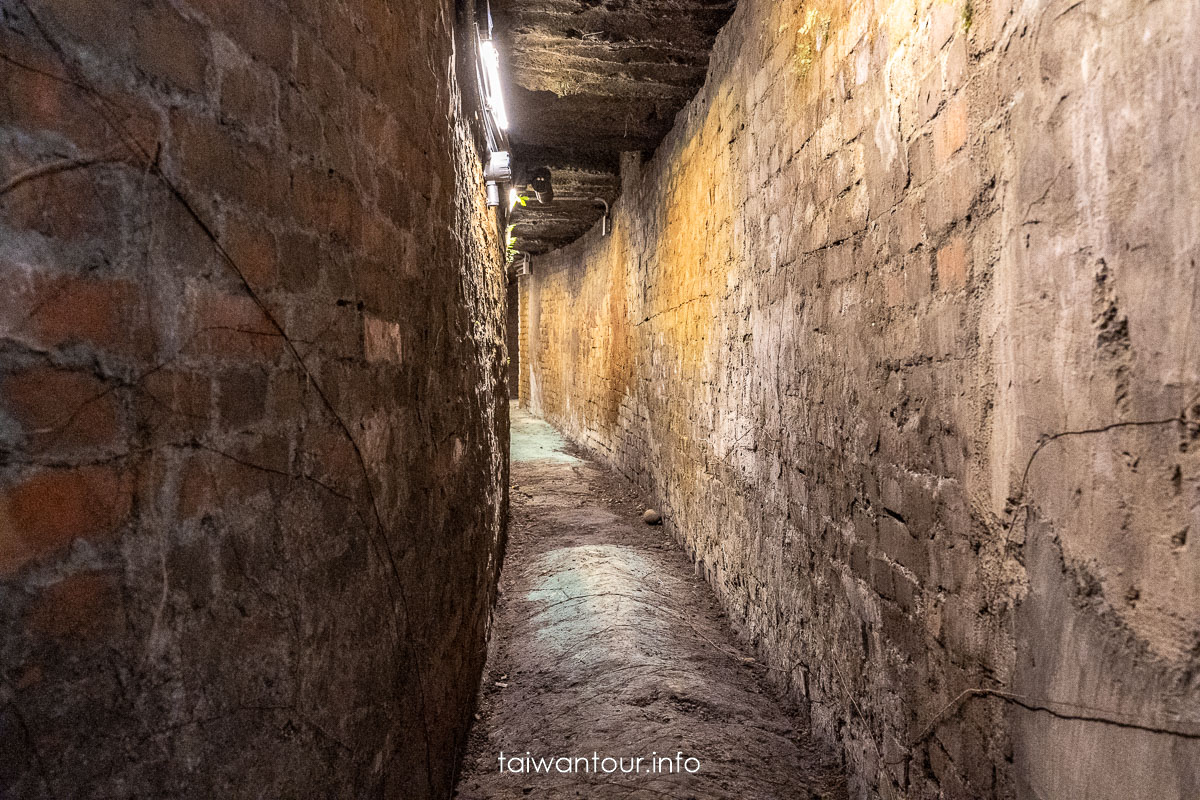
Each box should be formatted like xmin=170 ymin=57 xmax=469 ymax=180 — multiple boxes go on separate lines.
xmin=518 ymin=0 xmax=1200 ymax=796
xmin=0 ymin=0 xmax=507 ymax=797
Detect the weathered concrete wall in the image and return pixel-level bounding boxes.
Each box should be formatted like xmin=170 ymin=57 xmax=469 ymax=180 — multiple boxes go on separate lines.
xmin=519 ymin=0 xmax=1200 ymax=796
xmin=0 ymin=0 xmax=507 ymax=797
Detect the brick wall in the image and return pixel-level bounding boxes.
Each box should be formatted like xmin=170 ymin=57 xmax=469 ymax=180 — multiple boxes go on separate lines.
xmin=507 ymin=276 xmax=520 ymax=401
xmin=0 ymin=0 xmax=507 ymax=797
xmin=519 ymin=0 xmax=1200 ymax=796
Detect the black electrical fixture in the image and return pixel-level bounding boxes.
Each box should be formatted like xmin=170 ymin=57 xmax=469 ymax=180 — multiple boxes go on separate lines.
xmin=530 ymin=167 xmax=554 ymax=204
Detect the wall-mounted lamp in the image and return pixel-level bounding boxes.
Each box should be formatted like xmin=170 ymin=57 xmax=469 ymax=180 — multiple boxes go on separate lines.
xmin=595 ymin=198 xmax=611 ymax=236
xmin=484 ymin=150 xmax=511 ymax=207
xmin=475 ymin=2 xmax=517 ymax=254
xmin=478 ymin=39 xmax=509 ymax=132
xmin=476 ymin=7 xmax=511 ymax=208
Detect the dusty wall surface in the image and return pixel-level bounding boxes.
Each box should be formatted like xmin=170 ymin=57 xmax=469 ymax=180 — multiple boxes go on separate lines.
xmin=519 ymin=0 xmax=1200 ymax=796
xmin=0 ymin=0 xmax=507 ymax=797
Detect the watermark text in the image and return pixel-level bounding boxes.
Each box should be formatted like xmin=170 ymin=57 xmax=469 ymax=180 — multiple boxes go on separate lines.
xmin=498 ymin=751 xmax=700 ymax=776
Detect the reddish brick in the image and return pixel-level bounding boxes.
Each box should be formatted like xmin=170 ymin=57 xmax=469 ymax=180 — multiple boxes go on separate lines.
xmin=894 ymin=199 xmax=925 ymax=254
xmin=906 ymin=132 xmax=933 ymax=188
xmin=291 ymin=165 xmax=362 ymax=242
xmin=192 ymin=0 xmax=294 ymax=71
xmin=3 ymin=274 xmax=155 ymax=360
xmin=0 ymin=465 xmax=134 ymax=574
xmin=378 ymin=169 xmax=415 ymax=226
xmin=322 ymin=6 xmax=366 ymax=76
xmin=176 ymin=437 xmax=291 ymax=518
xmin=905 ymin=250 xmax=934 ymax=304
xmin=131 ymin=2 xmax=210 ymax=93
xmin=1 ymin=162 xmax=119 ymax=243
xmin=304 ymin=424 xmax=360 ymax=489
xmin=364 ymin=314 xmax=404 ymax=363
xmin=27 ymin=570 xmax=121 ymax=637
xmin=219 ymin=60 xmax=276 ymax=131
xmin=294 ymin=33 xmax=343 ymax=109
xmin=287 ymin=304 xmax=362 ymax=360
xmin=2 ymin=366 xmax=122 ymax=452
xmin=170 ymin=110 xmax=285 ymax=211
xmin=224 ymin=217 xmax=279 ymax=290
xmin=277 ymin=230 xmax=322 ymax=293
xmin=936 ymin=235 xmax=969 ymax=290
xmin=237 ymin=434 xmax=291 ymax=476
xmin=170 ymin=108 xmax=234 ymax=188
xmin=268 ymin=369 xmax=308 ymax=420
xmin=942 ymin=36 xmax=968 ymax=94
xmin=37 ymin=0 xmax=128 ymax=55
xmin=217 ymin=368 xmax=269 ymax=427
xmin=138 ymin=369 xmax=213 ymax=440
xmin=362 ymin=101 xmax=401 ymax=166
xmin=186 ymin=286 xmax=284 ymax=361
xmin=929 ymin=2 xmax=958 ymax=50
xmin=926 ymin=159 xmax=979 ymax=234
xmin=37 ymin=277 xmax=153 ymax=357
xmin=140 ymin=369 xmax=212 ymax=420
xmin=0 ymin=53 xmax=95 ymax=147
xmin=0 ymin=29 xmax=159 ymax=156
xmin=175 ymin=455 xmax=213 ymax=519
xmin=917 ymin=63 xmax=943 ymax=127
xmin=933 ymin=96 xmax=968 ymax=167
xmin=279 ymin=87 xmax=321 ymax=151
xmin=0 ymin=30 xmax=158 ymax=154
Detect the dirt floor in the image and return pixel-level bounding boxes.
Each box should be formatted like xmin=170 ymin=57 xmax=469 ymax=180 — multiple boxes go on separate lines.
xmin=454 ymin=407 xmax=846 ymax=799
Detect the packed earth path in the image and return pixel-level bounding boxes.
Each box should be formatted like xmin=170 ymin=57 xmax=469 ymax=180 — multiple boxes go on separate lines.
xmin=454 ymin=408 xmax=846 ymax=800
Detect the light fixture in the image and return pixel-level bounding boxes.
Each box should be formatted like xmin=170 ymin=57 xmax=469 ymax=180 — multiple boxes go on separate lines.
xmin=595 ymin=198 xmax=610 ymax=236
xmin=479 ymin=39 xmax=509 ymax=131
xmin=484 ymin=150 xmax=511 ymax=207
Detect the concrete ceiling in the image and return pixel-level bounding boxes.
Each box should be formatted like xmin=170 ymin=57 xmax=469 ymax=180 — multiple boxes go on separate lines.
xmin=494 ymin=0 xmax=737 ymax=255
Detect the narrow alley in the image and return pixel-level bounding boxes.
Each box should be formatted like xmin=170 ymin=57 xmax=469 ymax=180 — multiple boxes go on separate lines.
xmin=455 ymin=408 xmax=845 ymax=799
